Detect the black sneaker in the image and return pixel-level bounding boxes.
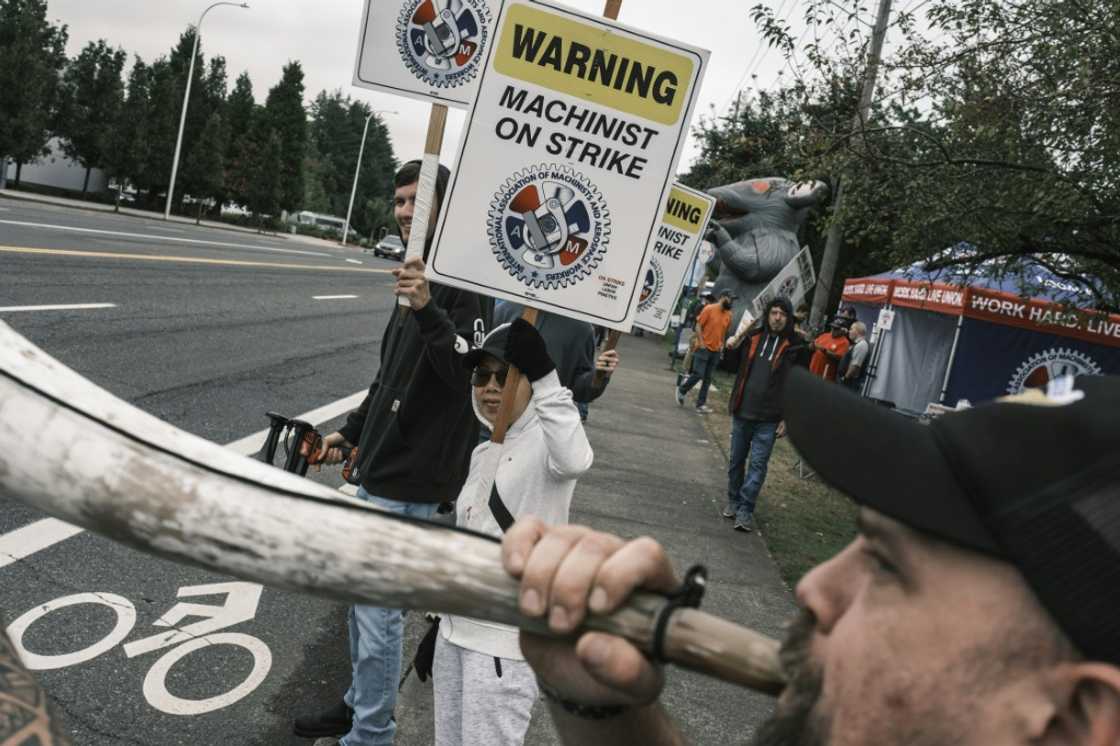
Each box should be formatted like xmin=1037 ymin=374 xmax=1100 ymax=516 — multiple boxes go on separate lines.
xmin=734 ymin=517 xmax=753 ymax=532
xmin=293 ymin=701 xmax=353 ymax=739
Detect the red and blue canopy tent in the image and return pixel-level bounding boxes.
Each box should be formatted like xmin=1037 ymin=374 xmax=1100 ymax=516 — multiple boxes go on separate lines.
xmin=841 ymin=250 xmax=1120 ymax=413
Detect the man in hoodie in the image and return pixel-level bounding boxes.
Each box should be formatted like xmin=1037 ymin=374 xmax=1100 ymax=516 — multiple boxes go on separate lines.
xmin=723 ymin=297 xmax=806 ymax=532
xmin=433 ymin=319 xmax=593 ymax=746
xmin=294 ymin=160 xmax=490 ymax=745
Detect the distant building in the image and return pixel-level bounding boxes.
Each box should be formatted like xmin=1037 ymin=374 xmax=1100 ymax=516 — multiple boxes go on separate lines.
xmin=3 ymin=138 xmax=107 ymax=193
xmin=289 ymin=210 xmax=358 ymax=239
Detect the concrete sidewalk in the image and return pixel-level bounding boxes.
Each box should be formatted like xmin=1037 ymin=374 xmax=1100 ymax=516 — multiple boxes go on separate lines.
xmin=384 ymin=333 xmax=795 ymax=745
xmin=0 ymin=188 xmax=347 ymax=250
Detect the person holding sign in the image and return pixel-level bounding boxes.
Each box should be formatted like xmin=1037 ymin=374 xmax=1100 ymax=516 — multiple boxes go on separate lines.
xmin=432 ymin=319 xmax=593 ymax=746
xmin=295 ymin=160 xmax=491 ymax=745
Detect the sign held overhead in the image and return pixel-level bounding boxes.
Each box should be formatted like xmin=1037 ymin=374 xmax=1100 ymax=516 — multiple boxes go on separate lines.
xmin=428 ymin=0 xmax=709 ymax=330
xmin=353 ymin=0 xmax=499 ymax=107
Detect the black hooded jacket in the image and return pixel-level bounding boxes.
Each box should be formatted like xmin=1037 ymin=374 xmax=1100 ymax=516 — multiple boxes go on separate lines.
xmin=728 ymin=296 xmax=807 ymax=421
xmin=339 ymin=270 xmax=491 ymax=504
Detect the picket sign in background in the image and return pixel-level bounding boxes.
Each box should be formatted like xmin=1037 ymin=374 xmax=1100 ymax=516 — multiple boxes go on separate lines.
xmin=633 ymin=183 xmax=715 ymax=334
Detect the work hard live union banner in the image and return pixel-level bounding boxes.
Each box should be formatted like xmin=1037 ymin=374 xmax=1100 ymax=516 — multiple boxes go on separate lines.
xmin=428 ymin=0 xmax=709 ymax=330
xmin=945 ymin=288 xmax=1120 ymax=404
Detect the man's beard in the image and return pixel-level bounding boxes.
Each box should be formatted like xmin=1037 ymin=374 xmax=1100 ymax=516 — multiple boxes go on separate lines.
xmin=749 ymin=609 xmax=827 ymax=746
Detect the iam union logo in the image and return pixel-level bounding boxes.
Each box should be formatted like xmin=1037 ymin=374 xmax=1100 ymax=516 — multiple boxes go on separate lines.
xmin=1006 ymin=347 xmax=1101 ymax=394
xmin=396 ymin=0 xmax=491 ymax=89
xmin=638 ymin=257 xmax=664 ymax=313
xmin=488 ymin=164 xmax=611 ymax=290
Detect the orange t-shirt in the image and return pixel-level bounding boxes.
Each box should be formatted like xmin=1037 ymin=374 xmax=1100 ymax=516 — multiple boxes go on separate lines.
xmin=809 ymin=331 xmax=851 ymax=381
xmin=696 ymin=303 xmax=733 ymax=351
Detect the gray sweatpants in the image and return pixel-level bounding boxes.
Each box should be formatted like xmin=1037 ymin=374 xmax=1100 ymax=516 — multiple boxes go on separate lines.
xmin=433 ymin=634 xmax=539 ymax=746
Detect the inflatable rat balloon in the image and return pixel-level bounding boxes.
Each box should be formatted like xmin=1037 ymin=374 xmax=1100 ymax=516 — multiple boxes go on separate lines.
xmin=706 ymin=177 xmax=829 ymax=329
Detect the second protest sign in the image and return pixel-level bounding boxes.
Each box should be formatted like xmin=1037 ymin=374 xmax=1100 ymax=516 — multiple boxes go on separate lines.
xmin=633 ymin=183 xmax=715 ymax=334
xmin=428 ymin=0 xmax=709 ymax=330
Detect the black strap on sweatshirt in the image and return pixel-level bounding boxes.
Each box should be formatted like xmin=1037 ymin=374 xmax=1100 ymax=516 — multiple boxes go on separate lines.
xmin=488 ymin=481 xmax=515 ymax=533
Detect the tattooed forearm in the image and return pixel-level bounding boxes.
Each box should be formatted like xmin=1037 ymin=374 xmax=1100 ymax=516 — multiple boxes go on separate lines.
xmin=0 ymin=625 xmax=69 ymax=746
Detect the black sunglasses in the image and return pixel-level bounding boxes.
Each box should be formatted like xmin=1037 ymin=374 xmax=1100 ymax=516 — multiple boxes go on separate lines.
xmin=471 ymin=365 xmax=510 ymax=387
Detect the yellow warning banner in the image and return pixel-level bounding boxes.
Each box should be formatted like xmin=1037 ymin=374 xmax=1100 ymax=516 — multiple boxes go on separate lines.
xmin=494 ymin=3 xmax=696 ymax=126
xmin=663 ymin=185 xmax=712 ymax=233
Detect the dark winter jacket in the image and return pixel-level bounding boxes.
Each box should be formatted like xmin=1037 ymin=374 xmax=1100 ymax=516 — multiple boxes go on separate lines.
xmin=728 ymin=296 xmax=807 ymax=421
xmin=339 ymin=283 xmax=491 ymax=504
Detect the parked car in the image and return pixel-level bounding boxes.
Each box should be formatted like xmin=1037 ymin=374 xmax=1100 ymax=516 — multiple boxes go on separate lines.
xmin=372 ymin=234 xmax=406 ymax=260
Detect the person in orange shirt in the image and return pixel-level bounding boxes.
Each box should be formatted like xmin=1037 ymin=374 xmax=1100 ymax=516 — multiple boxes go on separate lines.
xmin=809 ymin=317 xmax=853 ymax=381
xmin=675 ymin=290 xmax=734 ymax=413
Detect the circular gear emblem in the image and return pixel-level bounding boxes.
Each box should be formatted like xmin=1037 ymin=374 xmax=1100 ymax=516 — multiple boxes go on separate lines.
xmin=1006 ymin=347 xmax=1101 ymax=394
xmin=638 ymin=257 xmax=665 ymax=312
xmin=396 ymin=0 xmax=492 ymax=89
xmin=777 ymin=274 xmax=800 ymax=299
xmin=488 ymin=164 xmax=611 ymax=290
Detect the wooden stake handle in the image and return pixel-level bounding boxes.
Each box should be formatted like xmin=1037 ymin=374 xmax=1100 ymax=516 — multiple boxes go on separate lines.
xmin=399 ymin=103 xmax=449 ymax=311
xmin=490 ymin=307 xmax=540 ymax=444
xmin=603 ymin=0 xmax=622 ymax=20
xmin=592 ymin=328 xmax=623 ymax=388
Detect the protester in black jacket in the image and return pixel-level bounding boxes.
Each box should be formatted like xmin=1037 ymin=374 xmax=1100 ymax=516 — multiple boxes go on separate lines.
xmin=722 ymin=296 xmax=807 ymax=531
xmin=294 ymin=160 xmax=490 ymax=746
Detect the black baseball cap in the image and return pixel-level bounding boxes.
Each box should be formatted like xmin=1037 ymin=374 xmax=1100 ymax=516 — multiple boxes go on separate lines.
xmin=462 ymin=323 xmax=512 ymax=369
xmin=785 ymin=369 xmax=1120 ymax=664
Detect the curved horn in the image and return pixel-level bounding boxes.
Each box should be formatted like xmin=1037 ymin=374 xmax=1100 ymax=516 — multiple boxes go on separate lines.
xmin=0 ymin=321 xmax=783 ymax=695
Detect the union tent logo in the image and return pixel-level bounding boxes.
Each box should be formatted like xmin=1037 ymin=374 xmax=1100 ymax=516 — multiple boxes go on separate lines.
xmin=1006 ymin=347 xmax=1101 ymax=394
xmin=397 ymin=0 xmax=491 ymax=89
xmin=639 ymin=257 xmax=664 ymax=312
xmin=488 ymin=164 xmax=611 ymax=290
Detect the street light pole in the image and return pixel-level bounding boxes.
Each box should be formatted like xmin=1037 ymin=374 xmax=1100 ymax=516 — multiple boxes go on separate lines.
xmin=164 ymin=2 xmax=249 ymax=221
xmin=342 ymin=109 xmax=396 ymax=247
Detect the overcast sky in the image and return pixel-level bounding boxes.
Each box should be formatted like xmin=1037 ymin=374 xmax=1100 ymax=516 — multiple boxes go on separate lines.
xmin=46 ymin=0 xmax=852 ymax=177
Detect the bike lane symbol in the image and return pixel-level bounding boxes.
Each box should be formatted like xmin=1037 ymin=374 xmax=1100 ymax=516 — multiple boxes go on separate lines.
xmin=6 ymin=582 xmax=273 ymax=716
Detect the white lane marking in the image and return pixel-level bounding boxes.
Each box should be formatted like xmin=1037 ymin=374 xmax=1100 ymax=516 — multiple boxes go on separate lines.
xmin=224 ymin=390 xmax=366 ymax=456
xmin=0 ymin=303 xmax=116 ymax=313
xmin=345 ymin=259 xmax=363 ymax=265
xmin=0 ymin=520 xmax=86 ymax=570
xmin=312 ymin=294 xmax=359 ymax=300
xmin=0 ymin=390 xmax=367 ymax=561
xmin=0 ymin=219 xmax=328 ymax=257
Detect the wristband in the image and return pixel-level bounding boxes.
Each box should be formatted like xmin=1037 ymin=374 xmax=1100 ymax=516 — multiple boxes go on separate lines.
xmin=538 ymin=680 xmax=629 ymax=720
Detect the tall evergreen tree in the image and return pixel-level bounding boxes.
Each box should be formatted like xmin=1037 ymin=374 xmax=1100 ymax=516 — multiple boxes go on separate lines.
xmin=183 ymin=111 xmax=226 ymax=223
xmin=138 ymin=57 xmax=180 ymax=200
xmin=247 ymin=124 xmax=283 ymax=230
xmin=264 ymin=61 xmax=307 ymax=213
xmin=0 ymin=0 xmax=68 ymax=186
xmin=56 ymin=39 xmax=127 ymax=194
xmin=104 ymin=57 xmax=151 ymax=210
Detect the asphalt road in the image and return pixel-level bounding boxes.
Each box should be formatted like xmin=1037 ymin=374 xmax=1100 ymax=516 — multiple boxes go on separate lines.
xmin=0 ymin=199 xmax=403 ymax=745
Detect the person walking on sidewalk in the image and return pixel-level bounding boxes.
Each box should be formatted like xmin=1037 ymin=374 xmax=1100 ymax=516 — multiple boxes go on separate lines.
xmin=675 ymin=290 xmax=734 ymax=413
xmin=432 ymin=319 xmax=593 ymax=746
xmin=293 ymin=160 xmax=490 ymax=745
xmin=723 ymin=296 xmax=805 ymax=531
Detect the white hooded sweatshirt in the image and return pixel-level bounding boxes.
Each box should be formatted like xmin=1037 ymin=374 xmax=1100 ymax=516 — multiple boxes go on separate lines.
xmin=439 ymin=370 xmax=593 ymax=660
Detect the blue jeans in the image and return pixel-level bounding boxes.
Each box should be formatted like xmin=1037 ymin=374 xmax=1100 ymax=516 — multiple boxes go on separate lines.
xmin=679 ymin=348 xmax=717 ymax=407
xmin=342 ymin=487 xmax=438 ymax=746
xmin=727 ymin=417 xmax=778 ymax=522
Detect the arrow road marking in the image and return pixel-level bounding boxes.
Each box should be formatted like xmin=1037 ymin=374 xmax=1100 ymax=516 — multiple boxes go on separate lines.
xmin=122 ymin=582 xmax=264 ymax=657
